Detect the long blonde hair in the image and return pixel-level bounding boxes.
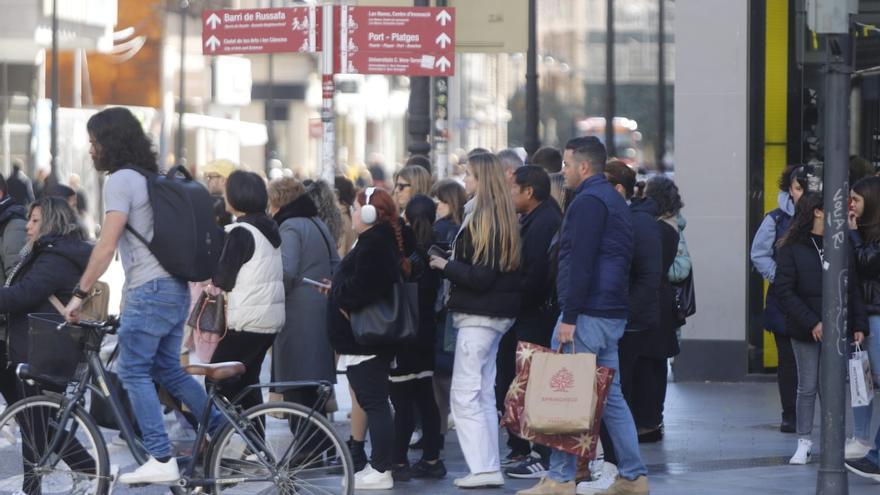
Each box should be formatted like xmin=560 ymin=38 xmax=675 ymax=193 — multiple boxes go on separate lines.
xmin=465 ymin=153 xmax=521 ymax=272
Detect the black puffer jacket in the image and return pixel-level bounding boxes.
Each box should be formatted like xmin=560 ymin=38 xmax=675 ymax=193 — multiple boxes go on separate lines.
xmin=775 ymin=234 xmax=869 ymax=342
xmin=444 ymin=226 xmax=521 ymax=318
xmin=1 ymin=234 xmax=92 ymax=365
xmin=328 ymin=222 xmax=402 ymax=355
xmin=851 ymin=230 xmax=880 ymax=315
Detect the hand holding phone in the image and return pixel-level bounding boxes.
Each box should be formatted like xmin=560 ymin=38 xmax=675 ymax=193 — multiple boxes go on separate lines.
xmin=428 ymin=245 xmax=450 ymax=260
xmin=302 ymin=277 xmax=331 ymax=290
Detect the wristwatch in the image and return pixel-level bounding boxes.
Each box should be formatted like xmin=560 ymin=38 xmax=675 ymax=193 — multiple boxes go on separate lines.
xmin=73 ymin=285 xmax=90 ymax=299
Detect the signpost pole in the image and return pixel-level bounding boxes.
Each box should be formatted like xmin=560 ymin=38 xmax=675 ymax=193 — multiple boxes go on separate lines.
xmin=177 ymin=0 xmax=189 ymax=168
xmin=524 ymin=0 xmax=540 ymax=158
xmin=50 ymin=0 xmax=59 ymax=182
xmin=407 ymin=0 xmax=433 ymax=164
xmin=433 ymin=0 xmax=450 ymax=180
xmin=321 ymin=4 xmax=336 ymax=183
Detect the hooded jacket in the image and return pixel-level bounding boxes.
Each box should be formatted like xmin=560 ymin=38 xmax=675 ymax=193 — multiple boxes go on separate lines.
xmin=0 ymin=197 xmax=27 ymax=287
xmin=751 ymin=191 xmax=796 ymax=283
xmin=1 ymin=234 xmax=92 ymax=364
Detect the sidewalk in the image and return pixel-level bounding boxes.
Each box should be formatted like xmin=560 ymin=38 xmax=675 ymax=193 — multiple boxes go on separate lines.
xmin=24 ymin=380 xmax=880 ymax=494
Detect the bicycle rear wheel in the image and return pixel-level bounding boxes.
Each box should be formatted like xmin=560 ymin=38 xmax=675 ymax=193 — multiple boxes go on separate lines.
xmin=207 ymin=401 xmax=353 ymax=494
xmin=0 ymin=395 xmax=110 ymax=495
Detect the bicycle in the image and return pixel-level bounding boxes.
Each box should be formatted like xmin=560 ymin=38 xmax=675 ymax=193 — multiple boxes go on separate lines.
xmin=0 ymin=315 xmax=354 ymax=494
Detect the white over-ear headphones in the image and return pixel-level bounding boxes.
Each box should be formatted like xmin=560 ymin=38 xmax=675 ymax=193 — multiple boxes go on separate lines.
xmin=361 ymin=187 xmax=377 ymax=225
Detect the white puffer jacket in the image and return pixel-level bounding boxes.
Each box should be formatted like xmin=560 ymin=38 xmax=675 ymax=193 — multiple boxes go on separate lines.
xmin=226 ymin=222 xmax=285 ymax=333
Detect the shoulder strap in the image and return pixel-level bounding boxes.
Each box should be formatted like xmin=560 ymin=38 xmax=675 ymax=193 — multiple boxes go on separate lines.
xmin=308 ymin=217 xmax=335 ymax=263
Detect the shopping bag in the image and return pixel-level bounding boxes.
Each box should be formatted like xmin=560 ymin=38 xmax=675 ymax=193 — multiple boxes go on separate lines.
xmin=523 ymin=344 xmax=597 ymax=434
xmin=502 ymin=341 xmax=614 ymax=459
xmin=850 ymin=343 xmax=875 ymax=407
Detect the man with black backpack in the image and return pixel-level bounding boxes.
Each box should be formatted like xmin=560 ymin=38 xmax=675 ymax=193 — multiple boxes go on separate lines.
xmin=64 ymin=107 xmax=223 ymax=485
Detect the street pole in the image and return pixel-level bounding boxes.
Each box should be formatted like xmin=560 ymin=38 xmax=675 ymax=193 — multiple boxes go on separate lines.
xmin=817 ymin=32 xmax=852 ymax=495
xmin=656 ymin=0 xmax=666 ymax=172
xmin=524 ymin=0 xmax=540 ymax=158
xmin=406 ymin=0 xmax=432 ymax=165
xmin=176 ymin=0 xmax=189 ymax=168
xmin=265 ymin=0 xmax=276 ymax=175
xmin=433 ymin=0 xmax=450 ymax=180
xmin=321 ymin=3 xmax=335 ymax=183
xmin=605 ymin=0 xmax=615 ymax=156
xmin=50 ymin=0 xmax=59 ymax=182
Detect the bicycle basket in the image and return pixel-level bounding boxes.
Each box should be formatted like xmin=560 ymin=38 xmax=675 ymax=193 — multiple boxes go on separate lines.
xmin=26 ymin=313 xmax=86 ymax=384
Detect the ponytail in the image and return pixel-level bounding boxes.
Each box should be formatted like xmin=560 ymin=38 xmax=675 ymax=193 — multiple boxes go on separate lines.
xmin=391 ymin=219 xmax=412 ymax=278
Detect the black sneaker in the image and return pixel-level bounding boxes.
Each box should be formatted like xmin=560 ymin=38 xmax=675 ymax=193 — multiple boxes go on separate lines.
xmin=392 ymin=463 xmax=412 ymax=482
xmin=410 ymin=459 xmax=447 ymax=479
xmin=504 ymin=455 xmax=548 ymax=479
xmin=846 ymin=457 xmax=880 ymax=482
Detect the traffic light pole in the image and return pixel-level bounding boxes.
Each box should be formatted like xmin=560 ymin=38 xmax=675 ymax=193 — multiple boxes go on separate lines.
xmin=817 ymin=32 xmax=852 ymax=495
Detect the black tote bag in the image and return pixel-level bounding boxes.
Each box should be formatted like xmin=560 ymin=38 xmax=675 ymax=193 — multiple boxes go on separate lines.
xmin=350 ymin=281 xmax=419 ymax=346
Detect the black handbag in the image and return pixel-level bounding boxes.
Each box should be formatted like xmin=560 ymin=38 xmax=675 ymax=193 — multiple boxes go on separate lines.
xmin=90 ymin=343 xmax=141 ymax=434
xmin=673 ymin=269 xmax=696 ymax=325
xmin=187 ymin=290 xmax=227 ymax=338
xmin=350 ymin=281 xmax=419 ymax=346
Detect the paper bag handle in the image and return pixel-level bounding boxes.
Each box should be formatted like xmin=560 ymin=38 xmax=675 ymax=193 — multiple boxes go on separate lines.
xmin=556 ymin=342 xmax=577 ymax=354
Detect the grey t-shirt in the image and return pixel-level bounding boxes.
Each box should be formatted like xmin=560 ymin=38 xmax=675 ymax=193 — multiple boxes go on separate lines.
xmin=104 ymin=169 xmax=171 ymax=289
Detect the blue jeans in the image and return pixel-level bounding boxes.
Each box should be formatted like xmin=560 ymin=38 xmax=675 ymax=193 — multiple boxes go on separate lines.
xmin=853 ymin=316 xmax=880 ymax=441
xmin=547 ymin=315 xmax=647 ymax=482
xmin=117 ymin=278 xmax=221 ymax=459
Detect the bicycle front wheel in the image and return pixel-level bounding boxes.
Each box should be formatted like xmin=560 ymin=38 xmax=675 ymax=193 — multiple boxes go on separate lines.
xmin=207 ymin=401 xmax=353 ymax=495
xmin=0 ymin=395 xmax=110 ymax=495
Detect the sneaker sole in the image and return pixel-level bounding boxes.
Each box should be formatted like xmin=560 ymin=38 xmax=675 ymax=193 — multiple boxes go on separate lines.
xmin=454 ymin=483 xmax=504 ymax=489
xmin=845 ymin=462 xmax=880 ymax=482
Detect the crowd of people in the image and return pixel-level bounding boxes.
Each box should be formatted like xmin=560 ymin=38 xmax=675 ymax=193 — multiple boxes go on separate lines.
xmin=0 ymin=106 xmax=696 ymax=495
xmin=751 ymin=159 xmax=880 ymax=482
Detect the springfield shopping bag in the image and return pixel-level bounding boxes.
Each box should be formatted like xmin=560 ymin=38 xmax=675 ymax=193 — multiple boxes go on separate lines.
xmin=502 ymin=342 xmax=614 ymax=459
xmin=850 ymin=343 xmax=875 ymax=407
xmin=523 ymin=344 xmax=598 ymax=434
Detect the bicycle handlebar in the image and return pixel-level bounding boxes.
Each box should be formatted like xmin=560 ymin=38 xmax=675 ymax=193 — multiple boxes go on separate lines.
xmin=60 ymin=315 xmax=120 ymax=335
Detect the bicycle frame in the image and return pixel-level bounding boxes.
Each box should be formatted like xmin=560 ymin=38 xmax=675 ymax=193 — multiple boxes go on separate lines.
xmin=27 ymin=324 xmax=338 ymax=491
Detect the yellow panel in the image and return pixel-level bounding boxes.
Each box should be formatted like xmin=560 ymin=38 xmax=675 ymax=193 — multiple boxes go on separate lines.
xmin=762 ymin=0 xmax=788 ymax=368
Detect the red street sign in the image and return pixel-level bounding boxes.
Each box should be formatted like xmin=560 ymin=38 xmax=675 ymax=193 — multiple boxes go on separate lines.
xmin=338 ymin=6 xmax=455 ymax=76
xmin=201 ymin=7 xmax=321 ymax=56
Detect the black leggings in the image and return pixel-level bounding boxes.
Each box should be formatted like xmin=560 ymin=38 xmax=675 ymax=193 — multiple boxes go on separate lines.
xmin=347 ymin=356 xmax=393 ymax=472
xmin=390 ymin=376 xmax=442 ymax=464
xmin=208 ymin=330 xmax=276 ymax=411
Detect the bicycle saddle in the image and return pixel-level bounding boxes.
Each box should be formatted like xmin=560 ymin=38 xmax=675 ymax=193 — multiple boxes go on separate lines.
xmin=184 ymin=362 xmax=246 ymax=381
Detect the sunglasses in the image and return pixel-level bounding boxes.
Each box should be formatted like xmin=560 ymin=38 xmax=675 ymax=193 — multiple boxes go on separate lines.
xmin=395 ymin=182 xmax=412 ymax=191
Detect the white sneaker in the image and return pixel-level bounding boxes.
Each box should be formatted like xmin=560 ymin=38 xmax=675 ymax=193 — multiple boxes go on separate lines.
xmin=577 ymin=462 xmax=618 ymax=494
xmin=453 ymin=471 xmax=504 ymax=488
xmin=846 ymin=438 xmax=872 ymax=459
xmin=354 ymin=464 xmax=393 ymax=490
xmin=789 ymin=438 xmax=813 ymax=465
xmin=118 ymin=457 xmax=180 ymax=484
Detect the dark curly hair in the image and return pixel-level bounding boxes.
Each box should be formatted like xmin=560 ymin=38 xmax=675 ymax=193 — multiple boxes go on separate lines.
xmin=778 ymin=164 xmax=808 ymax=193
xmin=86 ymin=107 xmax=158 ymax=173
xmin=645 ymin=175 xmax=684 ymax=217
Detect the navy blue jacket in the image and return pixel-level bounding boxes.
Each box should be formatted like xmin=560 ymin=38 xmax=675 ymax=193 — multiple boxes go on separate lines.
xmin=626 ymin=198 xmax=663 ymax=332
xmin=557 ymin=174 xmax=633 ymax=324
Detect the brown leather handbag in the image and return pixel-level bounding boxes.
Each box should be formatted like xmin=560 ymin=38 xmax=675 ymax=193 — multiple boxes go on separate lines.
xmin=187 ymin=290 xmax=227 ymax=340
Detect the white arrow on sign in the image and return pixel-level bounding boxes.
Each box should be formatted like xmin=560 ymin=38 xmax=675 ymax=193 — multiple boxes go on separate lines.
xmin=436 ymin=10 xmax=452 ymax=26
xmin=435 ymin=32 xmax=452 ymax=49
xmin=436 ymin=56 xmax=451 ymax=72
xmin=205 ymin=35 xmax=221 ymax=52
xmin=206 ymin=13 xmax=221 ymax=29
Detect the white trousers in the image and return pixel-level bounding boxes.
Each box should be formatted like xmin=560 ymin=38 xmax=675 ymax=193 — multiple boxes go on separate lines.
xmin=451 ymin=324 xmax=508 ymax=474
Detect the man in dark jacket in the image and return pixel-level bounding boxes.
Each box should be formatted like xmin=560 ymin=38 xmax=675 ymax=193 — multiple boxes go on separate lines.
xmin=499 ymin=166 xmax=563 ymax=478
xmin=588 ymin=161 xmax=662 ymax=483
xmin=519 ymin=137 xmax=648 ymax=495
xmin=6 ymin=161 xmax=35 ymax=207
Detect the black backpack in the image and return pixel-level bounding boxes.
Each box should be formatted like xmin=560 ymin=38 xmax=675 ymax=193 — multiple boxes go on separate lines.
xmin=123 ymin=165 xmax=223 ymax=282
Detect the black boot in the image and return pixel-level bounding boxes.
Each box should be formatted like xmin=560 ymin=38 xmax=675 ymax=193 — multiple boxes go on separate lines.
xmin=347 ymin=437 xmax=368 ymax=472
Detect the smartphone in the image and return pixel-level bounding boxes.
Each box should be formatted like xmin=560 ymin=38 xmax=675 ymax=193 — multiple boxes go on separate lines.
xmin=302 ymin=277 xmax=331 ymax=289
xmin=428 ymin=245 xmax=450 ymax=260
